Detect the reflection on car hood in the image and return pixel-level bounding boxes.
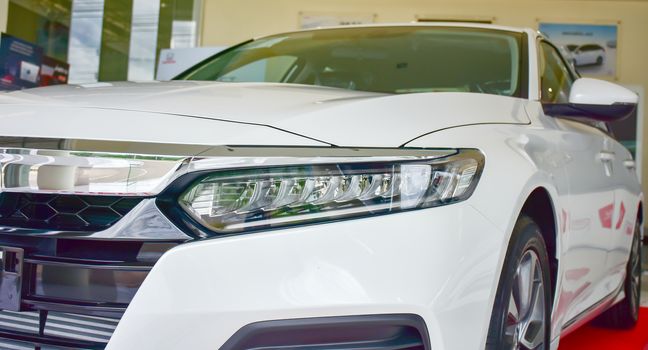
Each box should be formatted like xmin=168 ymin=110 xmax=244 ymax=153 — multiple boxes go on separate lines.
xmin=0 ymin=81 xmax=530 ymax=147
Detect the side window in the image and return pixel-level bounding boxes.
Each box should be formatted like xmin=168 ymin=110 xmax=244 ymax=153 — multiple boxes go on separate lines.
xmin=539 ymin=42 xmax=575 ymax=103
xmin=217 ymin=55 xmax=298 ymax=83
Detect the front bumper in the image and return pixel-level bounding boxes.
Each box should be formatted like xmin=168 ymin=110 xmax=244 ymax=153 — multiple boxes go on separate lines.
xmin=104 ymin=202 xmax=504 ymax=350
xmin=0 ymin=142 xmax=505 ymax=350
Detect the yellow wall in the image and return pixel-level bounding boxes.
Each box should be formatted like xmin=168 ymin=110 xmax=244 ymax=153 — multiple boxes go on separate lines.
xmin=0 ymin=0 xmax=8 ymax=33
xmin=201 ymin=0 xmax=648 ymax=186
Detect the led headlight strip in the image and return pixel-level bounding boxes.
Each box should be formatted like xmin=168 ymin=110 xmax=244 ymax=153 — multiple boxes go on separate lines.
xmin=175 ymin=149 xmax=484 ymax=234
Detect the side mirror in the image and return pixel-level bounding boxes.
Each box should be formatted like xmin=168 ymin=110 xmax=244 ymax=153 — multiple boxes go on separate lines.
xmin=543 ymin=78 xmax=638 ymax=121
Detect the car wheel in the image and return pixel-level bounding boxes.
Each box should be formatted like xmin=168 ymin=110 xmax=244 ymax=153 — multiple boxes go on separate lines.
xmin=486 ymin=215 xmax=552 ymax=350
xmin=596 ymin=56 xmax=603 ymax=65
xmin=594 ymin=220 xmax=642 ymax=329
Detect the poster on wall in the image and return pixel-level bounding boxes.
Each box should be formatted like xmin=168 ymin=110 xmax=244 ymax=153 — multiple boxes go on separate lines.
xmin=40 ymin=55 xmax=70 ymax=86
xmin=0 ymin=33 xmax=44 ymax=90
xmin=300 ymin=12 xmax=376 ymax=29
xmin=538 ymin=23 xmax=618 ymax=77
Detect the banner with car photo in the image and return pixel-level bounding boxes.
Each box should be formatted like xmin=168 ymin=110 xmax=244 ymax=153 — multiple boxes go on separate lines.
xmin=538 ymin=22 xmax=617 ymax=77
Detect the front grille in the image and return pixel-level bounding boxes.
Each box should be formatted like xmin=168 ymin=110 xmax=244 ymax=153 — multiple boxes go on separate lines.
xmin=0 ymin=191 xmax=178 ymax=349
xmin=0 ymin=236 xmax=178 ymax=349
xmin=0 ymin=310 xmax=118 ymax=349
xmin=0 ymin=193 xmax=144 ymax=231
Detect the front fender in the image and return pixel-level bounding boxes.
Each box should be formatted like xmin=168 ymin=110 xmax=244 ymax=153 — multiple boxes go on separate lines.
xmin=406 ymin=122 xmax=569 ymax=346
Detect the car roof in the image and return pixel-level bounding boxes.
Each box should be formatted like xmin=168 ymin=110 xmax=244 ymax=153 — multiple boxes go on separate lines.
xmin=253 ymin=22 xmax=532 ymax=40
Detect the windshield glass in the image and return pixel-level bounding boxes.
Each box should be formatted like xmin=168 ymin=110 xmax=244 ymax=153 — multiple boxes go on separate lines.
xmin=177 ymin=26 xmax=526 ymax=97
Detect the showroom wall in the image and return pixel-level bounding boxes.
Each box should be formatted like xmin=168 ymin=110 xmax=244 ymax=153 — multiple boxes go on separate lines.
xmin=200 ymin=0 xmax=648 ymax=189
xmin=0 ymin=0 xmax=7 ymax=33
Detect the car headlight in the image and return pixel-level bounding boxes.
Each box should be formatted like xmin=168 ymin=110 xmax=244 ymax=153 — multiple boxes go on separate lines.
xmin=175 ymin=149 xmax=483 ymax=234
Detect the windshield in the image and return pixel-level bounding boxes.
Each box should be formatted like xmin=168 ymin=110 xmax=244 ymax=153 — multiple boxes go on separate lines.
xmin=177 ymin=26 xmax=526 ymax=97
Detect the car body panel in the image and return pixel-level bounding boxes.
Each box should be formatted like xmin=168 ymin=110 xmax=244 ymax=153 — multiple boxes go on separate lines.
xmin=107 ymin=202 xmax=504 ymax=350
xmin=0 ymin=83 xmax=530 ymax=147
xmin=406 ymin=100 xmax=641 ymax=344
xmin=0 ymin=104 xmax=327 ymax=147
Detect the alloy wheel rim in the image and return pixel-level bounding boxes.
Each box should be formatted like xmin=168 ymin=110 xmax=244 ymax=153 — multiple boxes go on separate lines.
xmin=505 ymin=250 xmax=546 ymax=350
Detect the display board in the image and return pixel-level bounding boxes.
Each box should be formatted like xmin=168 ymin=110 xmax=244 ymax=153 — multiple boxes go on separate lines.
xmin=299 ymin=12 xmax=375 ymax=29
xmin=40 ymin=55 xmax=69 ymax=86
xmin=415 ymin=15 xmax=495 ymax=24
xmin=0 ymin=33 xmax=43 ymax=90
xmin=0 ymin=33 xmax=69 ymax=90
xmin=538 ymin=22 xmax=618 ymax=78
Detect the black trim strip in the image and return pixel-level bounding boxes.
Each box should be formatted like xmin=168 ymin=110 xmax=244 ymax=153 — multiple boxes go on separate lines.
xmin=24 ymin=298 xmax=127 ymax=319
xmin=24 ymin=257 xmax=153 ymax=271
xmin=543 ymin=103 xmax=637 ymax=122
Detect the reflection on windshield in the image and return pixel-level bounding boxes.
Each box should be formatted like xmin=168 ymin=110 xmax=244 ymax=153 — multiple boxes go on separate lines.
xmin=178 ymin=26 xmax=524 ymax=97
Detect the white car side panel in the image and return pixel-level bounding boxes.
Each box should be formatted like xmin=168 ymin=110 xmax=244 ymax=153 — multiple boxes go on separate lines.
xmin=406 ymin=117 xmax=573 ymax=341
xmin=108 ymin=203 xmax=505 ymax=350
xmin=548 ymin=118 xmax=615 ymax=325
xmin=405 ymin=104 xmax=567 ymax=238
xmin=404 ymin=100 xmax=641 ymax=342
xmin=607 ymin=136 xmax=642 ymax=292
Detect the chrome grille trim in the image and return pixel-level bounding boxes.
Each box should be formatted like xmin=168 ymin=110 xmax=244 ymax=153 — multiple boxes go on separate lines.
xmin=0 ymin=147 xmax=186 ymax=197
xmin=0 ymin=199 xmax=191 ymax=241
xmin=0 ymin=310 xmax=118 ymax=346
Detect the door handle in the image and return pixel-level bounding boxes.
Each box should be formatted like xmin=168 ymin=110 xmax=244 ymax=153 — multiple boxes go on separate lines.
xmin=597 ymin=151 xmax=616 ymax=162
xmin=623 ymin=159 xmax=636 ymax=170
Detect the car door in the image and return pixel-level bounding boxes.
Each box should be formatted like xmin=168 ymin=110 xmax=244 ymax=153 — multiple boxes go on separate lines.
xmin=607 ymin=133 xmax=642 ymax=289
xmin=538 ymin=41 xmax=616 ymax=324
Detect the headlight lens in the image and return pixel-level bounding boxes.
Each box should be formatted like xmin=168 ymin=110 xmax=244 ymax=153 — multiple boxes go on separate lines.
xmin=178 ymin=150 xmax=483 ymax=234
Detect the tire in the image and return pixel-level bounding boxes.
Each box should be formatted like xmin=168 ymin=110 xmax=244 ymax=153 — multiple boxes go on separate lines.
xmin=593 ymin=221 xmax=642 ymax=329
xmin=486 ymin=215 xmax=552 ymax=350
xmin=596 ymin=56 xmax=603 ymax=65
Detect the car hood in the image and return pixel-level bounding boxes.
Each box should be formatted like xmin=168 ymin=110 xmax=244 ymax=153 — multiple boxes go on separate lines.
xmin=0 ymin=81 xmax=530 ymax=148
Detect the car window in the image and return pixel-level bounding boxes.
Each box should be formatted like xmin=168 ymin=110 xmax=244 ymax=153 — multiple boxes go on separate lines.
xmin=539 ymin=41 xmax=574 ymax=103
xmin=217 ymin=55 xmax=299 ymax=83
xmin=177 ymin=27 xmax=526 ymax=97
xmin=540 ymin=41 xmax=610 ymax=133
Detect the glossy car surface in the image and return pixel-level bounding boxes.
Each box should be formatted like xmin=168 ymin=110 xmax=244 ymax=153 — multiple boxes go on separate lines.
xmin=0 ymin=23 xmax=641 ymax=350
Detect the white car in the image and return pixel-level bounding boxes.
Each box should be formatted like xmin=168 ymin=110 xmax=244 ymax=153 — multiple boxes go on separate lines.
xmin=569 ymin=43 xmax=607 ymax=66
xmin=0 ymin=23 xmax=641 ymax=350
